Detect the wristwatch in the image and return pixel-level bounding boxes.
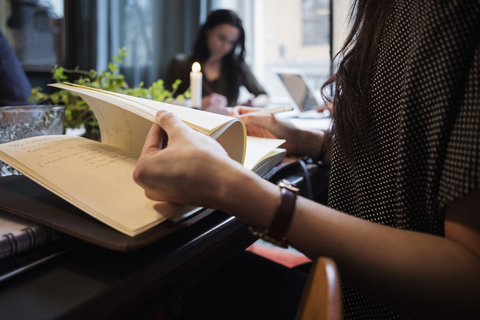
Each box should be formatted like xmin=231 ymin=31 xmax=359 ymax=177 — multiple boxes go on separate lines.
xmin=249 ymin=179 xmax=299 ymax=248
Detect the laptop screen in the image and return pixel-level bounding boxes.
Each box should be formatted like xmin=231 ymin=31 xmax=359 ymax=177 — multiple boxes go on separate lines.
xmin=276 ymin=73 xmax=319 ymax=112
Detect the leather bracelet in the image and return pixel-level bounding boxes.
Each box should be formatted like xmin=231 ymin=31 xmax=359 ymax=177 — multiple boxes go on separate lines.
xmin=249 ymin=179 xmax=299 ymax=248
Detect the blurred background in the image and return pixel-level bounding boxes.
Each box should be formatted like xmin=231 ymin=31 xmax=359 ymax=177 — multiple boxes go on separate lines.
xmin=0 ymin=0 xmax=350 ymax=102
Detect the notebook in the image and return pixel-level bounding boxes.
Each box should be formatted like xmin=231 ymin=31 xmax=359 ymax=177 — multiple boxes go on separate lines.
xmin=0 ymin=209 xmax=58 ymax=260
xmin=273 ymin=69 xmax=329 ymax=119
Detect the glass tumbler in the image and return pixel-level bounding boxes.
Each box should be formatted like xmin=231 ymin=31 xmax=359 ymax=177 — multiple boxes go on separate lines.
xmin=0 ymin=105 xmax=64 ymax=176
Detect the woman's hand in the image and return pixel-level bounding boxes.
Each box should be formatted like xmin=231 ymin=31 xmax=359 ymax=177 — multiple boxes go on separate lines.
xmin=134 ymin=110 xmax=280 ymax=224
xmin=133 ymin=110 xmax=239 ymax=208
xmin=313 ymin=100 xmax=333 ymax=114
xmin=231 ymin=106 xmax=296 ymax=138
xmin=238 ymin=94 xmax=268 ymax=108
xmin=201 ymin=93 xmax=229 ymax=115
xmin=231 ymin=106 xmax=325 ymax=158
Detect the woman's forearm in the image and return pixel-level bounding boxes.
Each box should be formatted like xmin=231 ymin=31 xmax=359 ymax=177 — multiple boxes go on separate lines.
xmin=135 ymin=112 xmax=480 ymax=319
xmin=287 ymin=197 xmax=480 ymax=319
xmin=220 ymin=172 xmax=480 ymax=318
xmin=290 ymin=129 xmax=332 ymax=164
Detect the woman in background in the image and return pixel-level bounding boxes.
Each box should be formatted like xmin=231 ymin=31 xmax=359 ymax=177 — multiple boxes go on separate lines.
xmin=164 ymin=9 xmax=268 ymax=115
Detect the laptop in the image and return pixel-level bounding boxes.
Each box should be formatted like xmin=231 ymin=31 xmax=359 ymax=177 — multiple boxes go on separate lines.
xmin=273 ymin=69 xmax=329 ymax=119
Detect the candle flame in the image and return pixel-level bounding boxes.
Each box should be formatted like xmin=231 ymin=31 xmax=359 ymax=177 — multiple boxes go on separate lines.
xmin=192 ymin=62 xmax=201 ymax=72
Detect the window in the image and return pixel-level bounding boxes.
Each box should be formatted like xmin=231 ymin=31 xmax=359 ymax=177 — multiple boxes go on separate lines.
xmin=213 ymin=0 xmax=332 ymax=103
xmin=2 ymin=0 xmax=64 ymax=71
xmin=0 ymin=0 xmax=351 ymax=103
xmin=213 ymin=0 xmax=351 ymax=103
xmin=302 ymin=0 xmax=330 ymax=46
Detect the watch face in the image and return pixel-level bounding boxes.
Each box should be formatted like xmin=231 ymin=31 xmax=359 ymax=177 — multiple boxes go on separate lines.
xmin=278 ymin=179 xmax=300 ymax=194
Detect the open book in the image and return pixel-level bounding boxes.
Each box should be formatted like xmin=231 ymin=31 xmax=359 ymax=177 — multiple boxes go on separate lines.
xmin=0 ymin=83 xmax=285 ymax=237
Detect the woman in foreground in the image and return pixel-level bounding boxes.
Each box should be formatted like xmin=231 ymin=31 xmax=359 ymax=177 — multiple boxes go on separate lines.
xmin=135 ymin=1 xmax=480 ymax=319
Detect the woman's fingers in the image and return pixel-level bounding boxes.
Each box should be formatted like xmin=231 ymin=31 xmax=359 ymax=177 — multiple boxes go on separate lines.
xmin=139 ymin=110 xmax=190 ymax=157
xmin=155 ymin=110 xmax=190 ymax=136
xmin=140 ymin=122 xmax=166 ymax=155
xmin=231 ymin=105 xmax=261 ymax=116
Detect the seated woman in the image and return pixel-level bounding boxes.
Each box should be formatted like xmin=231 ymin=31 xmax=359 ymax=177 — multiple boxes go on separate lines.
xmin=134 ymin=0 xmax=480 ymax=319
xmin=164 ymin=9 xmax=268 ymax=115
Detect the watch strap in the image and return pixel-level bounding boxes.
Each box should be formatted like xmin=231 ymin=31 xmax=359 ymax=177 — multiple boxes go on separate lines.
xmin=249 ymin=179 xmax=298 ymax=248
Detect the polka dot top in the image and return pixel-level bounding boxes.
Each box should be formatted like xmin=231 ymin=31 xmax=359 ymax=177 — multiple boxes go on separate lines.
xmin=327 ymin=0 xmax=480 ymax=318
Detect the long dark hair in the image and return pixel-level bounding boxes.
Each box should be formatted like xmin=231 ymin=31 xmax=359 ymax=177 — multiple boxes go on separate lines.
xmin=192 ymin=9 xmax=246 ymax=103
xmin=321 ymin=0 xmax=394 ymax=160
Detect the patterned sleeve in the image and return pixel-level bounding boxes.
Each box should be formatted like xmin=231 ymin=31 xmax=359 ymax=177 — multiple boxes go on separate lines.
xmin=437 ymin=39 xmax=480 ymax=210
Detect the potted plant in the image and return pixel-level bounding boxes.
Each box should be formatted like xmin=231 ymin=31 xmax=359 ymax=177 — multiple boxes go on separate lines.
xmin=31 ymin=47 xmax=188 ymax=141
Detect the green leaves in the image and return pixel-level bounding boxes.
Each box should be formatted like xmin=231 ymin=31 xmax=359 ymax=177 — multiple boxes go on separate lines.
xmin=30 ymin=48 xmax=186 ymax=141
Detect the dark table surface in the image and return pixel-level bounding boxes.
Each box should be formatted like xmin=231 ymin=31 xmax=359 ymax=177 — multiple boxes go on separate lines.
xmin=0 ymin=160 xmax=330 ymax=320
xmin=0 ymin=210 xmax=256 ymax=320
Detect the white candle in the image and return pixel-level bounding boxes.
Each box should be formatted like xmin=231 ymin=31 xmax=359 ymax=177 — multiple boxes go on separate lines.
xmin=190 ymin=62 xmax=202 ymax=109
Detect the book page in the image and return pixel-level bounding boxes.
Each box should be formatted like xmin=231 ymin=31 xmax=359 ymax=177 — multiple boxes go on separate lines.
xmin=0 ymin=134 xmax=285 ymax=236
xmin=243 ymin=136 xmax=285 ymax=171
xmin=51 ymin=83 xmax=240 ymax=135
xmin=0 ymin=135 xmax=198 ymax=236
xmin=250 ymin=149 xmax=286 ymax=177
xmin=49 ymin=83 xmax=247 ymax=163
xmin=81 ymin=95 xmax=152 ymax=154
xmin=104 ymin=89 xmax=237 ymax=133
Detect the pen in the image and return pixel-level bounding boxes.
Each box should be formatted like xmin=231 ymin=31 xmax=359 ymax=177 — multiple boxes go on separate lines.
xmin=257 ymin=106 xmax=294 ymax=114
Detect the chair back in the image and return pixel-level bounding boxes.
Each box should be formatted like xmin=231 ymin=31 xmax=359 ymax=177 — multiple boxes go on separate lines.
xmin=295 ymin=257 xmax=342 ymax=320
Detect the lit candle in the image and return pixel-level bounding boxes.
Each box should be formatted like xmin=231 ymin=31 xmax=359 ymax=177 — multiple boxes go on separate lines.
xmin=190 ymin=62 xmax=202 ymax=109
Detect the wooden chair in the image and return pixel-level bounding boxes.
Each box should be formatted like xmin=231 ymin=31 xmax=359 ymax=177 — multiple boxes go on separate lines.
xmin=295 ymin=257 xmax=342 ymax=320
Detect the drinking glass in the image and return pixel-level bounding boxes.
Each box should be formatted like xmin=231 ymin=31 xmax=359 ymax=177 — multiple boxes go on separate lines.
xmin=0 ymin=105 xmax=64 ymax=176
